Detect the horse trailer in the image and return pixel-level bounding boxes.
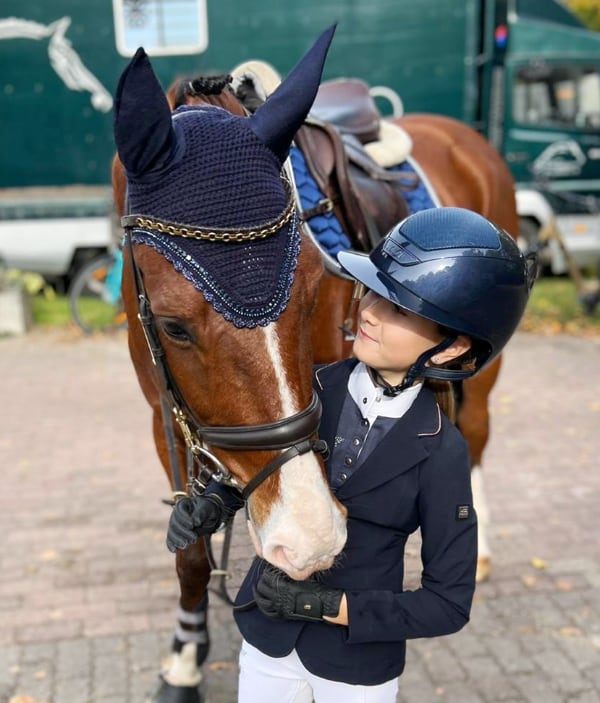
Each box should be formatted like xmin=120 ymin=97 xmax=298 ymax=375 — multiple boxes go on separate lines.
xmin=1 ymin=0 xmax=600 ymax=282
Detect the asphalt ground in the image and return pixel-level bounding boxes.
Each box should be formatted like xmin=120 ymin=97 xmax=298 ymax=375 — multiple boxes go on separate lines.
xmin=0 ymin=328 xmax=599 ymax=703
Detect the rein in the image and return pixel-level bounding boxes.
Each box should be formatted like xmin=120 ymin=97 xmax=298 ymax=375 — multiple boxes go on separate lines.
xmin=123 ymin=224 xmax=327 ymax=503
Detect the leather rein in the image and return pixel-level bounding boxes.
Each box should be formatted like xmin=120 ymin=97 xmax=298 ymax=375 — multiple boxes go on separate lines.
xmin=123 ymin=222 xmax=327 ymax=504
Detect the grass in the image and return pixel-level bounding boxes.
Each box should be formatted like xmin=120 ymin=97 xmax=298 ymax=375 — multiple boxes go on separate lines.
xmin=29 ymin=277 xmax=600 ymax=337
xmin=32 ymin=294 xmax=127 ymax=332
xmin=520 ymin=276 xmax=600 ymax=337
xmin=31 ymin=294 xmax=73 ymax=327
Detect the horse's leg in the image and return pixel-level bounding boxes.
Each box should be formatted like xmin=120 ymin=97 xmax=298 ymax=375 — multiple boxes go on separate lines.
xmin=150 ymin=412 xmax=213 ymax=703
xmin=120 ymin=256 xmax=213 ymax=701
xmin=457 ymin=356 xmax=502 ymax=582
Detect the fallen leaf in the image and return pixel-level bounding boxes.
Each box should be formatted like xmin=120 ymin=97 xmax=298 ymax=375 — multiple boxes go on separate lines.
xmin=555 ymin=579 xmax=574 ymax=592
xmin=559 ymin=627 xmax=582 ymax=638
xmin=33 ymin=671 xmax=47 ymax=680
xmin=207 ymin=661 xmax=237 ymax=672
xmin=522 ymin=574 xmax=537 ymax=588
xmin=39 ymin=550 xmax=58 ymax=562
xmin=530 ymin=557 xmax=548 ymax=570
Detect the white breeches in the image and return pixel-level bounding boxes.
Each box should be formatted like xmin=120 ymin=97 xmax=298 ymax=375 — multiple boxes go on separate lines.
xmin=238 ymin=639 xmax=399 ymax=703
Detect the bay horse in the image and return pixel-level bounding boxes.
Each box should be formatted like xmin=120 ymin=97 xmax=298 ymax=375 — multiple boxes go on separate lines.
xmin=112 ymin=32 xmax=517 ymax=703
xmin=112 ymin=27 xmax=347 ymax=702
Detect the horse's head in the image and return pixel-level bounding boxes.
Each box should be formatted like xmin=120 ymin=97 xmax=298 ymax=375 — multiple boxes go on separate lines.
xmin=113 ymin=26 xmax=347 ymax=580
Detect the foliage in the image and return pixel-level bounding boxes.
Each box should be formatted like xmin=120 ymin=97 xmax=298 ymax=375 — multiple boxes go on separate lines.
xmin=564 ymin=0 xmax=600 ymax=31
xmin=0 ymin=261 xmax=55 ymax=298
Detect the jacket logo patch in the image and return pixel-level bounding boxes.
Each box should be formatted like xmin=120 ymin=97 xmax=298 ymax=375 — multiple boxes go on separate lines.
xmin=456 ymin=505 xmax=471 ymax=520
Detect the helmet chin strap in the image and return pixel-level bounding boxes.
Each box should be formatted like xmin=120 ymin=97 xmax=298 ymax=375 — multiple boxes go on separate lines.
xmin=369 ymin=335 xmax=458 ymax=397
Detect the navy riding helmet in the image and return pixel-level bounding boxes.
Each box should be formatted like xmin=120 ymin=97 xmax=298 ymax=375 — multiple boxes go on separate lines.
xmin=338 ymin=207 xmax=536 ymax=384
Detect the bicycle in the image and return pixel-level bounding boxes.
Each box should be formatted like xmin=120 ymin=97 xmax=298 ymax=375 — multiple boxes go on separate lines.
xmin=69 ymin=247 xmax=127 ymax=334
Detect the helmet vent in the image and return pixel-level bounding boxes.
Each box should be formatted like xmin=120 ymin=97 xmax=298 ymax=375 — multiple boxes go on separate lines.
xmin=400 ymin=208 xmax=501 ymax=251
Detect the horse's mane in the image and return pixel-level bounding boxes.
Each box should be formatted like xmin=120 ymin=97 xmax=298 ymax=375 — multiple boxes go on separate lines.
xmin=167 ymin=74 xmax=247 ymax=115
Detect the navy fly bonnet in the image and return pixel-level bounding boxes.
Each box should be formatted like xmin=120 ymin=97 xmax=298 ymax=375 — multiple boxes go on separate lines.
xmin=113 ymin=26 xmax=336 ymax=328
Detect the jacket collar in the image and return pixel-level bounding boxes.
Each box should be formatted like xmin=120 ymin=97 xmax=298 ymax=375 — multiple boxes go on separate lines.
xmin=314 ymin=360 xmax=442 ymax=498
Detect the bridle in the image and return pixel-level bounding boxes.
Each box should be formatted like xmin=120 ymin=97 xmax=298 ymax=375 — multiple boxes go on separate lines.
xmin=122 ymin=217 xmax=327 ymax=504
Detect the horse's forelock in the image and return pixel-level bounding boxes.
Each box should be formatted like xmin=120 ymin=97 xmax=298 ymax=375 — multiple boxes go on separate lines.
xmin=167 ymin=75 xmax=246 ymax=116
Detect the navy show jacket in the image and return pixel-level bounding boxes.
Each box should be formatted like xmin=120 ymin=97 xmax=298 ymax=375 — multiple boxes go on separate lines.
xmin=217 ymin=359 xmax=477 ymax=685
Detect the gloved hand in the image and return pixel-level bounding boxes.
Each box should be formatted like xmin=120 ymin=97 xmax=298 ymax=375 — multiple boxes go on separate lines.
xmin=253 ymin=567 xmax=343 ymax=623
xmin=166 ymin=494 xmax=225 ymax=552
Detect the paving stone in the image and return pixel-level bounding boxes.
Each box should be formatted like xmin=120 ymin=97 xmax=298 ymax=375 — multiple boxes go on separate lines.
xmin=0 ymin=330 xmax=599 ymax=703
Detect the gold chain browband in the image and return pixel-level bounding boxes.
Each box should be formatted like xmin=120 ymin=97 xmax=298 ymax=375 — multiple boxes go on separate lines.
xmin=121 ymin=182 xmax=296 ymax=244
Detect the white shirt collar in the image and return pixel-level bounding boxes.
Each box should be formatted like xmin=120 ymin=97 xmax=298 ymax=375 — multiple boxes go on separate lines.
xmin=348 ymin=362 xmax=422 ymax=421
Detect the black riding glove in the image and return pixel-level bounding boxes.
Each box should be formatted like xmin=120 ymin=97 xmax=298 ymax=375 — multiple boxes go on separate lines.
xmin=166 ymin=494 xmax=225 ymax=552
xmin=253 ymin=567 xmax=343 ymax=623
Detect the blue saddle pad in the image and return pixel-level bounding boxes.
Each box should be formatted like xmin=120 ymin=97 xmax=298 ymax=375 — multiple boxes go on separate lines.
xmin=290 ymin=146 xmax=437 ymax=258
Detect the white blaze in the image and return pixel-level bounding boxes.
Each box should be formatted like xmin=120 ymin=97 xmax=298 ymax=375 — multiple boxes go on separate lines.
xmin=252 ymin=325 xmax=346 ymax=579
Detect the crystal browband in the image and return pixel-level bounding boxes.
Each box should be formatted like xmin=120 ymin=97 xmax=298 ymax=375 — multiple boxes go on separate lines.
xmin=121 ymin=182 xmax=296 ymax=244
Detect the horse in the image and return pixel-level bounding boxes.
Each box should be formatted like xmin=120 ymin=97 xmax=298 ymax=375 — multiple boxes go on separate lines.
xmin=111 ymin=33 xmax=518 ymax=703
xmin=112 ymin=27 xmax=347 ymax=702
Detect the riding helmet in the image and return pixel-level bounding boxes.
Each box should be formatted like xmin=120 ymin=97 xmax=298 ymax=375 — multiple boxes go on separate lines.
xmin=338 ymin=207 xmax=536 ymax=381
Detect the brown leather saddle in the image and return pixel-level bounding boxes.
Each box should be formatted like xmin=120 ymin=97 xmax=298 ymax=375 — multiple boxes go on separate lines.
xmin=295 ymin=79 xmax=418 ymax=252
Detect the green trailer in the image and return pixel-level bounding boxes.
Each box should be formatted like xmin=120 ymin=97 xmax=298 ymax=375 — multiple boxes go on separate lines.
xmin=1 ymin=0 xmax=599 ymax=280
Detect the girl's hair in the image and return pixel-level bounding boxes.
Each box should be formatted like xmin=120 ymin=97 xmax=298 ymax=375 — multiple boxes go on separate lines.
xmin=426 ymin=379 xmax=457 ymax=422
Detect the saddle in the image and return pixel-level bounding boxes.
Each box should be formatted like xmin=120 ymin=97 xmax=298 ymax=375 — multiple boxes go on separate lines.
xmin=295 ymin=79 xmax=417 ymax=251
xmin=231 ymin=66 xmax=418 ymax=252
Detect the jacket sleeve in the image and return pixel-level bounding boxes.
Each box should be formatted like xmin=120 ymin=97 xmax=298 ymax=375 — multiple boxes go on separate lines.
xmin=345 ymin=430 xmax=477 ymax=644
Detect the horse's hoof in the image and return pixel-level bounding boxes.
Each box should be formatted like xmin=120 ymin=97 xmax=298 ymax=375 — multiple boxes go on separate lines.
xmin=476 ymin=556 xmax=491 ymax=583
xmin=148 ymin=677 xmax=206 ymax=703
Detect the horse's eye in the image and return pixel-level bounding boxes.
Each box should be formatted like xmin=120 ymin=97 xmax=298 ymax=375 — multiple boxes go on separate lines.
xmin=160 ymin=319 xmax=193 ymax=343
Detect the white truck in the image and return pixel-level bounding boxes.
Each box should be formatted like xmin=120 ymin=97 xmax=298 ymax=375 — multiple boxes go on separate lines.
xmin=0 ymin=186 xmax=115 ymax=291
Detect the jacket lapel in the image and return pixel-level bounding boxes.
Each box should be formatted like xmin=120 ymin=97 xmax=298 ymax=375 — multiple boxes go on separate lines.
xmin=315 ymin=361 xmax=442 ymax=499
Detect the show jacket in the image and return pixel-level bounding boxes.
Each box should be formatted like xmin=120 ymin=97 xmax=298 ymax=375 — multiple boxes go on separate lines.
xmin=229 ymin=359 xmax=478 ymax=685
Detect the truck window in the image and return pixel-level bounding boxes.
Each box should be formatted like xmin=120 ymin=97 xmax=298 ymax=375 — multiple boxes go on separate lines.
xmin=513 ymin=64 xmax=600 ymax=130
xmin=113 ymin=0 xmax=208 ymax=56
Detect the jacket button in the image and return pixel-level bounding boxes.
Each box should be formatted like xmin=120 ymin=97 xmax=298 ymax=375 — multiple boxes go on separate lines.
xmin=340 ymin=472 xmax=348 ymax=481
xmin=344 ymin=457 xmax=353 ymax=466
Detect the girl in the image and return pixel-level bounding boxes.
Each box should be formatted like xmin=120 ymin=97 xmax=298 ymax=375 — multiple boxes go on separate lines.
xmin=167 ymin=206 xmax=535 ymax=702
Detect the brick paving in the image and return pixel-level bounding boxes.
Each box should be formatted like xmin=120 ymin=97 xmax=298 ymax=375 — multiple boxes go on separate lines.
xmin=0 ymin=328 xmax=599 ymax=703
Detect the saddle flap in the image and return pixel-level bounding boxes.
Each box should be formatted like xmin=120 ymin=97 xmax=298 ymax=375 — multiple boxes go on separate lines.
xmin=294 ymin=119 xmax=410 ymax=252
xmin=310 ymin=79 xmax=380 ymax=144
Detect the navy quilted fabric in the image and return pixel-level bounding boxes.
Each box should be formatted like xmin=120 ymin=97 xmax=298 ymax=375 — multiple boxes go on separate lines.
xmin=290 ymin=146 xmax=436 ymax=257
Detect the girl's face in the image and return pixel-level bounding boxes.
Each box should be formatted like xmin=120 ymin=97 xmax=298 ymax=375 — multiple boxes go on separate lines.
xmin=352 ymin=290 xmax=446 ymax=387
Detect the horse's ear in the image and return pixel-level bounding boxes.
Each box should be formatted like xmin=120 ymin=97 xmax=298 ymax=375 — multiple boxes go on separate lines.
xmin=113 ymin=47 xmax=175 ymax=178
xmin=248 ymin=24 xmax=336 ymax=163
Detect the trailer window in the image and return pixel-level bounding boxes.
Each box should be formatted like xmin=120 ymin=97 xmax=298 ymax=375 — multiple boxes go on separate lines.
xmin=113 ymin=0 xmax=208 ymax=56
xmin=513 ymin=64 xmax=600 ymax=130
